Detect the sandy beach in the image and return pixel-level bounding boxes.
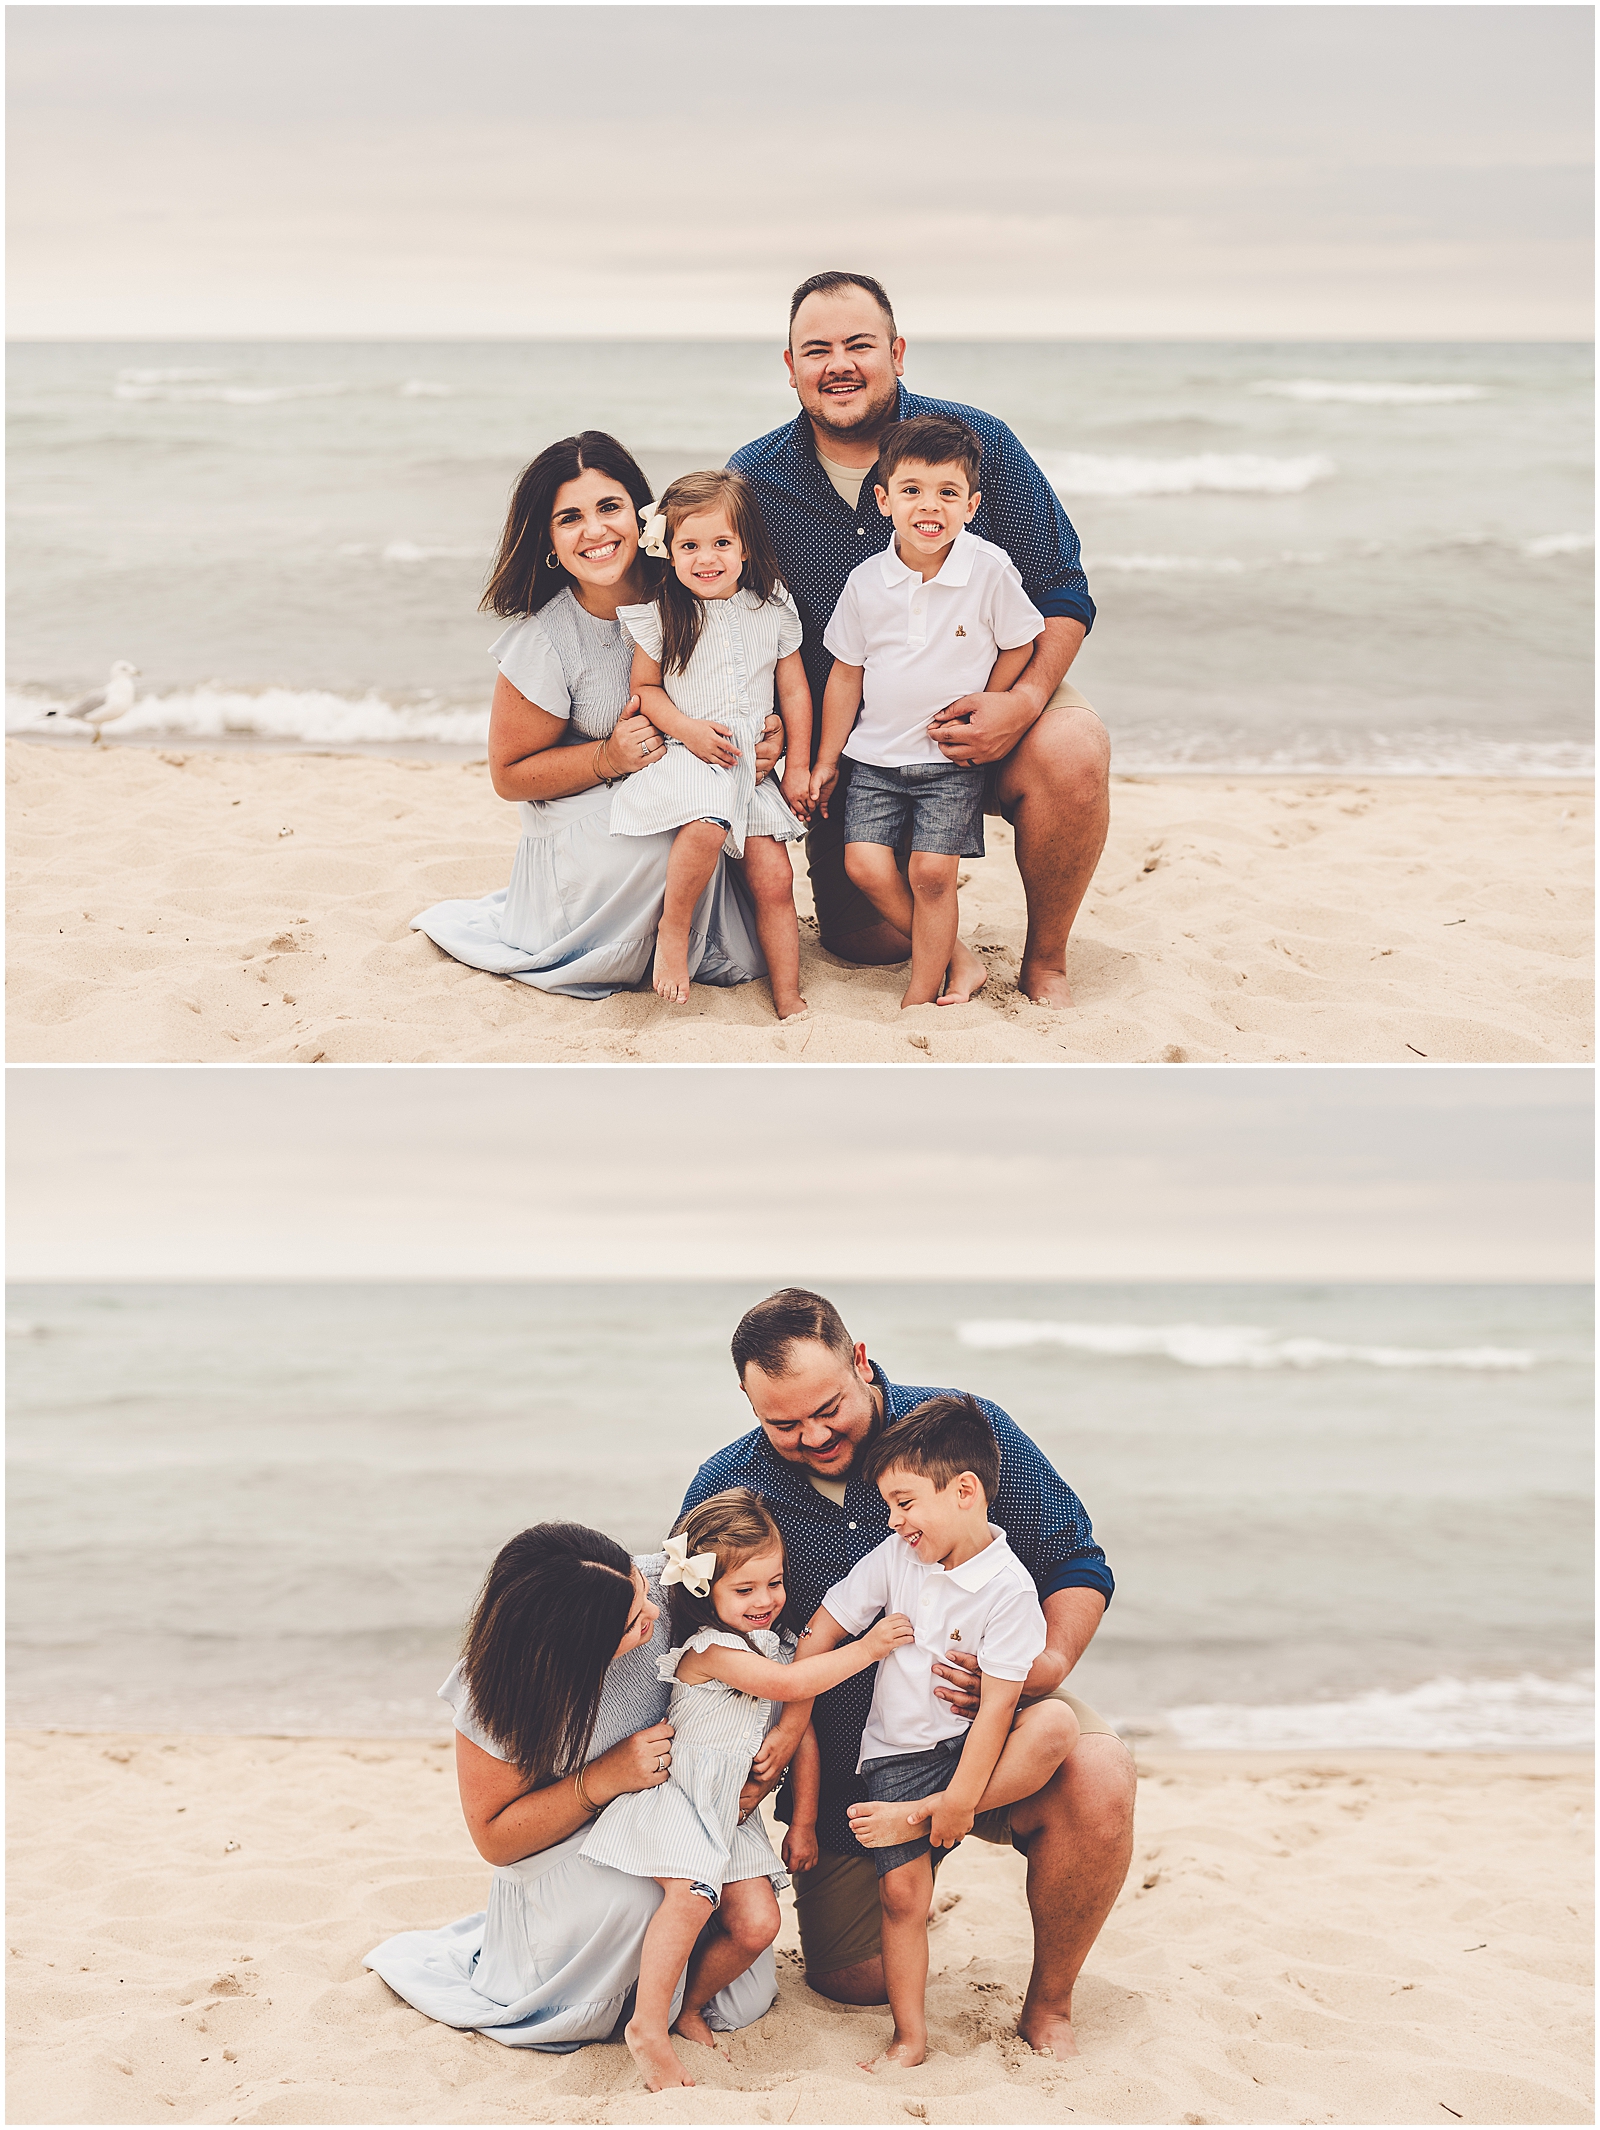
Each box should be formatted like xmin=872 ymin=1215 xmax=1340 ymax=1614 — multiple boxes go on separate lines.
xmin=5 ymin=1732 xmax=1591 ymax=2126
xmin=6 ymin=741 xmax=1592 ymax=1064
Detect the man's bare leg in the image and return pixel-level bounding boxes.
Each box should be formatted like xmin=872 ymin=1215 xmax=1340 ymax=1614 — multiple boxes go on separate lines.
xmin=807 ymin=1732 xmax=1134 ymax=2033
xmin=992 ymin=704 xmax=1111 ymax=1008
xmin=1006 ymin=1733 xmax=1135 ymax=2056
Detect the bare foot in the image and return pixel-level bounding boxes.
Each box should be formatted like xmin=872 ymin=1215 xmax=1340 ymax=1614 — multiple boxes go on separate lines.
xmin=775 ymin=998 xmax=809 ymax=1022
xmin=846 ymin=1797 xmax=933 ymax=1849
xmin=937 ymin=941 xmax=988 ymax=1005
xmin=624 ymin=2018 xmax=696 ymax=2090
xmin=859 ymin=2032 xmax=927 ymax=2071
xmin=1018 ymin=2007 xmax=1080 ymax=2058
xmin=670 ymin=2006 xmax=730 ymax=2058
xmin=898 ymin=984 xmax=943 ymax=1010
xmin=652 ymin=933 xmax=691 ymax=1005
xmin=1018 ymin=959 xmax=1075 ymax=1008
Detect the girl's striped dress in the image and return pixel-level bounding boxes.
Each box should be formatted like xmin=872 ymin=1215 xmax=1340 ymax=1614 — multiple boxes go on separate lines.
xmin=578 ymin=1626 xmax=794 ymax=1902
xmin=610 ymin=591 xmax=807 ymax=859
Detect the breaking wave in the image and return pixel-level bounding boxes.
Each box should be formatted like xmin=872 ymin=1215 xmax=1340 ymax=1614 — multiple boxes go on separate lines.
xmin=956 ymin=1320 xmax=1537 ymax=1370
xmin=7 ymin=685 xmax=489 ymax=749
xmin=1252 ymin=379 xmax=1490 ymax=406
xmin=1523 ymin=532 xmax=1594 ymax=559
xmin=1165 ymin=1671 xmax=1593 ymax=1750
xmin=1041 ymin=451 xmax=1335 ymax=498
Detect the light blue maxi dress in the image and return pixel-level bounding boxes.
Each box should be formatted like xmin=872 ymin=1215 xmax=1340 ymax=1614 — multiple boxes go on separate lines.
xmin=580 ymin=1626 xmax=793 ymax=1900
xmin=364 ymin=1556 xmax=778 ymax=2051
xmin=410 ymin=591 xmax=768 ymax=998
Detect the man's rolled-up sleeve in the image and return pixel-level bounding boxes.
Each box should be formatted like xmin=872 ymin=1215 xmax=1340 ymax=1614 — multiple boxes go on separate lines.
xmin=984 ymin=423 xmax=1095 ymax=633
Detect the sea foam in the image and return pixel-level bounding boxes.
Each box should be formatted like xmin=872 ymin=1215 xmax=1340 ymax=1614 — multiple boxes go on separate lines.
xmin=1252 ymin=380 xmax=1490 ymax=405
xmin=8 ymin=685 xmax=490 ymax=749
xmin=1041 ymin=451 xmax=1335 ymax=499
xmin=1165 ymin=1671 xmax=1593 ymax=1751
xmin=956 ymin=1320 xmax=1537 ymax=1370
xmin=113 ymin=376 xmax=346 ymax=406
xmin=1523 ymin=532 xmax=1594 ymax=559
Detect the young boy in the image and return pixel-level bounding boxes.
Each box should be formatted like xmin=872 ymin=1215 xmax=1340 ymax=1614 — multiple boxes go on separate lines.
xmin=801 ymin=1395 xmax=1081 ymax=2070
xmin=808 ymin=415 xmax=1046 ymax=1009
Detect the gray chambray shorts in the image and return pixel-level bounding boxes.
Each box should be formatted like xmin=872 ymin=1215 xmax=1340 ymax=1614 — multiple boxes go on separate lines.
xmin=841 ymin=758 xmax=986 ymax=860
xmin=857 ymin=1734 xmax=969 ymax=1876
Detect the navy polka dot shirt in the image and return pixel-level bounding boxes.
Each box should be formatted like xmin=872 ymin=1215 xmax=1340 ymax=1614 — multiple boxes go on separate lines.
xmin=729 ymin=385 xmax=1096 ymax=714
xmin=680 ymin=1363 xmax=1113 ymax=1859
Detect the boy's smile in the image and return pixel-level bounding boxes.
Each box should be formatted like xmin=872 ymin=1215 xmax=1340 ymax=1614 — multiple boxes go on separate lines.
xmin=671 ymin=508 xmax=745 ymax=599
xmin=874 ymin=459 xmax=981 ymax=581
xmin=876 ymin=1464 xmax=981 ymax=1569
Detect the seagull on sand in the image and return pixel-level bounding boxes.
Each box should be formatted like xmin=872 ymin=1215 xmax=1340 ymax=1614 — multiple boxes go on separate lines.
xmin=59 ymin=660 xmax=140 ymax=741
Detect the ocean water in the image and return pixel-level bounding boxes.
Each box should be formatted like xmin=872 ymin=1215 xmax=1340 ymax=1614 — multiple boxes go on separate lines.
xmin=6 ymin=1280 xmax=1591 ymax=1749
xmin=6 ymin=338 xmax=1592 ymax=775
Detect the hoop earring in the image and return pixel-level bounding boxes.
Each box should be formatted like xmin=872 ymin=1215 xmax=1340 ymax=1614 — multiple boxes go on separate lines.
xmin=545 ymin=552 xmax=561 ymax=571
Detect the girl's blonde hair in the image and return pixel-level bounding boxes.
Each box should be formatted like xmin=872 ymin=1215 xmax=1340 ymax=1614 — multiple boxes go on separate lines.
xmin=664 ymin=1487 xmax=786 ymax=1649
xmin=652 ymin=469 xmax=785 ymax=678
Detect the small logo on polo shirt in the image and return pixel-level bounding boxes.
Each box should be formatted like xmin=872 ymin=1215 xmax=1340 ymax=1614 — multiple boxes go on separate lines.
xmin=949 ymin=1628 xmax=963 ymax=1641
xmin=955 ymin=626 xmax=967 ymax=637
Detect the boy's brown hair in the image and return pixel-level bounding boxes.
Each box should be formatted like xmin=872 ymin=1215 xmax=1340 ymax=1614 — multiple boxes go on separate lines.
xmin=873 ymin=414 xmax=983 ymax=494
xmin=651 ymin=468 xmax=785 ymax=678
xmin=861 ymin=1392 xmax=1001 ymax=1505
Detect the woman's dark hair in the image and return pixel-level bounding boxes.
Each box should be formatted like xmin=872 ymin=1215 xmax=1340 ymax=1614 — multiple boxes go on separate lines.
xmin=650 ymin=469 xmax=785 ymax=678
xmin=663 ymin=1488 xmax=787 ymax=1649
xmin=459 ymin=1522 xmax=637 ymax=1783
xmin=481 ymin=431 xmax=659 ymax=619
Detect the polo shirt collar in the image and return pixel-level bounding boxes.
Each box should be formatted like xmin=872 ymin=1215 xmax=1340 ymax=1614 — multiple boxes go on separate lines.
xmin=877 ymin=524 xmax=979 ymax=590
xmin=946 ymin=1524 xmax=1012 ymax=1592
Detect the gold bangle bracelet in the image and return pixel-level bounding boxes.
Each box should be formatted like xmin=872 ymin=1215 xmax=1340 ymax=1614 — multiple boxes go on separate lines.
xmin=573 ymin=1764 xmax=600 ymax=1816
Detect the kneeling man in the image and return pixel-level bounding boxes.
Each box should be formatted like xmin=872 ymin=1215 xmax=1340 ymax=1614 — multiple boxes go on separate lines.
xmin=681 ymin=1288 xmax=1135 ymax=2056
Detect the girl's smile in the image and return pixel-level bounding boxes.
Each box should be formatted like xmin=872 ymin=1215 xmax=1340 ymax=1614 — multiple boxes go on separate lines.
xmin=712 ymin=1546 xmax=786 ymax=1634
xmin=671 ymin=507 xmax=745 ymax=600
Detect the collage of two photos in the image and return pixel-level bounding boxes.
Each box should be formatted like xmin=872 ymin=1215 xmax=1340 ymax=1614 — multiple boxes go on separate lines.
xmin=5 ymin=6 xmax=1594 ymax=2130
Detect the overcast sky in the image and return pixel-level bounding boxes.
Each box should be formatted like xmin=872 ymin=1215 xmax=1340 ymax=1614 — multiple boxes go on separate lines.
xmin=6 ymin=5 xmax=1592 ymax=339
xmin=6 ymin=1067 xmax=1591 ymax=1284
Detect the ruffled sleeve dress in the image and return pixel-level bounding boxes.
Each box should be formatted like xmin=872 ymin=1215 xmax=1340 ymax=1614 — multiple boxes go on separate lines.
xmin=608 ymin=590 xmax=807 ymax=859
xmin=410 ymin=588 xmax=767 ymax=997
xmin=578 ymin=1626 xmax=794 ymax=1903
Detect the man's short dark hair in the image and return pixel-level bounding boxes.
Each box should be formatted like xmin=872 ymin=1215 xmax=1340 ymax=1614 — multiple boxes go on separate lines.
xmin=732 ymin=1287 xmax=854 ymax=1382
xmin=861 ymin=1393 xmax=1000 ymax=1505
xmin=875 ymin=414 xmax=982 ymax=493
xmin=788 ymin=271 xmax=898 ymax=344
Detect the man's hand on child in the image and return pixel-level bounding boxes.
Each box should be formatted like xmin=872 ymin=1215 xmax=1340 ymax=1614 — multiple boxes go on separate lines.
xmin=931 ymin=1646 xmax=982 ymax=1718
xmin=863 ymin=1612 xmax=915 ymax=1660
xmin=750 ymin=1736 xmax=788 ymax=1783
xmin=781 ymin=1823 xmax=819 ymax=1873
xmin=683 ymin=720 xmax=740 ymax=767
xmin=808 ymin=764 xmax=839 ymax=817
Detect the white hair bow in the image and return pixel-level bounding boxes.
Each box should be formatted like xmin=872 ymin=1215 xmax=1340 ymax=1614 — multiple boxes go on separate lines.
xmin=661 ymin=1531 xmax=717 ymax=1598
xmin=638 ymin=506 xmax=669 ymax=559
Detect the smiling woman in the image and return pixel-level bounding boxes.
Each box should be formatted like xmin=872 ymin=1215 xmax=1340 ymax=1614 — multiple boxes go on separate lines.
xmin=409 ymin=431 xmax=774 ymax=998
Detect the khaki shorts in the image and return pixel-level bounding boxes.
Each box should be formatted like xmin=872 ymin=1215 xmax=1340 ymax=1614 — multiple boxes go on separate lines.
xmin=806 ymin=677 xmax=1099 ymax=944
xmin=791 ymin=1687 xmax=1118 ymax=1978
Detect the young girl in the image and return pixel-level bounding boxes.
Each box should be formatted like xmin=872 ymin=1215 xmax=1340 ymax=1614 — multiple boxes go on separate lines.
xmin=580 ymin=1488 xmax=912 ymax=2092
xmin=611 ymin=470 xmax=813 ymax=1019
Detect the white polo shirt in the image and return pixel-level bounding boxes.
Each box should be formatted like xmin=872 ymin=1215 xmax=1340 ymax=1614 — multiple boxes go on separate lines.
xmin=822 ymin=530 xmax=1046 ymax=768
xmin=820 ymin=1525 xmax=1047 ymax=1770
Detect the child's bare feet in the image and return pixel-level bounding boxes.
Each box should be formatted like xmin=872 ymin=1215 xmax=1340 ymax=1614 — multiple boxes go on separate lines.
xmin=859 ymin=2030 xmax=927 ymax=2071
xmin=669 ymin=2005 xmax=729 ymax=2057
xmin=652 ymin=930 xmax=692 ymax=1005
xmin=846 ymin=1797 xmax=934 ymax=1848
xmin=937 ymin=941 xmax=988 ymax=1004
xmin=624 ymin=2018 xmax=696 ymax=2090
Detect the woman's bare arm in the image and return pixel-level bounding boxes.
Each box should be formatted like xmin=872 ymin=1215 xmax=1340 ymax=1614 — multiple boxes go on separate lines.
xmin=487 ymin=670 xmax=661 ymax=802
xmin=454 ymin=1714 xmax=678 ymax=1867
